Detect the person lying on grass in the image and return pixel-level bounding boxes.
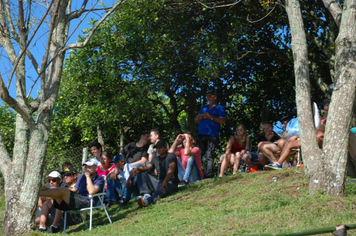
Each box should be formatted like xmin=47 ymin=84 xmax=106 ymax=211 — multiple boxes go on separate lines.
xmin=127 ymin=140 xmax=179 ymax=207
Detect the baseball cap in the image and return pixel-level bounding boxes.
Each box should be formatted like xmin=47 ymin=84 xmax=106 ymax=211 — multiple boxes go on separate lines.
xmin=83 ymin=159 xmax=100 ymax=166
xmin=47 ymin=171 xmax=62 ymax=179
xmin=63 ymin=167 xmax=77 ymax=175
xmin=154 ymin=140 xmax=169 ymax=148
xmin=112 ymin=154 xmax=125 ymax=163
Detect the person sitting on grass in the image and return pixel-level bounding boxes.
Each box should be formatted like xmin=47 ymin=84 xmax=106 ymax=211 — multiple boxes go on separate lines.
xmin=39 ymin=159 xmax=104 ymax=233
xmin=169 ymin=132 xmax=203 ymax=186
xmin=106 ymin=154 xmax=131 ymax=207
xmin=127 ymin=140 xmax=179 ymax=207
xmin=219 ymin=124 xmax=250 ymax=177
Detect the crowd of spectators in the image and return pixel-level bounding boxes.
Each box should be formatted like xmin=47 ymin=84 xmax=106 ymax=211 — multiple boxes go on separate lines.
xmin=37 ymin=91 xmax=356 ymax=233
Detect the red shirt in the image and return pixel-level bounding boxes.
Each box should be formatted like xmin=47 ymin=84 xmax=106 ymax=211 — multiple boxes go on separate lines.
xmin=176 ymin=147 xmax=204 ymax=179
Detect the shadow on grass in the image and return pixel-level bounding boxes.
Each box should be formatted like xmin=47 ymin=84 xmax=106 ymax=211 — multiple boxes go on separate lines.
xmin=64 ymin=202 xmax=139 ymax=234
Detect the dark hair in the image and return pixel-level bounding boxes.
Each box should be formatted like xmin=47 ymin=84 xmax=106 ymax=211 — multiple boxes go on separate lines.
xmin=281 ymin=115 xmax=292 ymax=123
xmin=185 ymin=131 xmax=195 ymax=141
xmin=261 ymin=121 xmax=273 ymax=127
xmin=150 ymin=129 xmax=160 ymax=137
xmin=101 ymin=150 xmax=113 ymax=161
xmin=89 ymin=141 xmax=102 ymax=150
xmin=62 ymin=161 xmax=73 ymax=171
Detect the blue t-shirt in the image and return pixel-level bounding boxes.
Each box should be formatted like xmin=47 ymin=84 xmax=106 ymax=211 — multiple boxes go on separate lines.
xmin=198 ymin=104 xmax=226 ymax=137
xmin=74 ymin=174 xmax=105 ymax=205
xmin=285 ymin=117 xmax=299 ymax=139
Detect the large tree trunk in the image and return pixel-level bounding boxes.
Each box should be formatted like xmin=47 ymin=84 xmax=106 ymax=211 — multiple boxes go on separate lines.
xmin=286 ymin=0 xmax=356 ymax=196
xmin=0 ymin=0 xmax=123 ymax=233
xmin=2 ymin=118 xmax=49 ymax=234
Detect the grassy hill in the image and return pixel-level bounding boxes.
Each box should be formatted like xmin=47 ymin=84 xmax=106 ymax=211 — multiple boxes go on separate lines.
xmin=3 ymin=167 xmax=356 ymax=235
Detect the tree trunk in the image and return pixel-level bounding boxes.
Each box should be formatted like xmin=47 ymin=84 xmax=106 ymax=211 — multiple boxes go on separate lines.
xmin=97 ymin=124 xmax=105 ymax=150
xmin=286 ymin=0 xmax=356 ymax=196
xmin=2 ymin=117 xmax=49 ymax=234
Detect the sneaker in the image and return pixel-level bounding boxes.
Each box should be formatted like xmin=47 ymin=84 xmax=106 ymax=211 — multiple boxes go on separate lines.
xmin=38 ymin=227 xmax=47 ymax=232
xmin=265 ymin=162 xmax=282 ymax=170
xmin=143 ymin=193 xmax=151 ymax=200
xmin=48 ymin=225 xmax=60 ymax=234
xmin=178 ymin=180 xmax=188 ymax=187
xmin=137 ymin=198 xmax=148 ymax=207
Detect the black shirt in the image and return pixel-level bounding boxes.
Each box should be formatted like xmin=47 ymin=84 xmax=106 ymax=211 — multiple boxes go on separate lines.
xmin=121 ymin=142 xmax=149 ymax=164
xmin=257 ymin=132 xmax=281 ymax=143
xmin=150 ymin=152 xmax=179 ymax=186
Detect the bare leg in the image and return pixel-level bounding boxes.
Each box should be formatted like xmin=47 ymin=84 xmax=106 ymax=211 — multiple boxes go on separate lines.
xmin=39 ymin=201 xmax=51 ymax=228
xmin=40 ymin=187 xmax=71 ymax=206
xmin=277 ymin=137 xmax=301 ymax=166
xmin=242 ymin=153 xmax=251 ymax=166
xmin=258 ymin=153 xmax=268 ymax=167
xmin=219 ymin=154 xmax=230 ymax=177
xmin=233 ymin=152 xmax=241 ymax=174
xmin=258 ymin=141 xmax=280 ymax=163
xmin=51 ymin=209 xmax=63 ymax=227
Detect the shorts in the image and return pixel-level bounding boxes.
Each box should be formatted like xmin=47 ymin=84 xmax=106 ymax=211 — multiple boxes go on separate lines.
xmin=53 ymin=191 xmax=90 ymax=211
xmin=250 ymin=153 xmax=259 ymax=161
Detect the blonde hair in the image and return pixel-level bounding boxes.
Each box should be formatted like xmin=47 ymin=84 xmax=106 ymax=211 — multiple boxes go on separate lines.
xmin=234 ymin=124 xmax=247 ymax=145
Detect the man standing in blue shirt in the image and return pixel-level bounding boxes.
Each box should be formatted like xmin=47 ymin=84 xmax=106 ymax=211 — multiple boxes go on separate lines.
xmin=195 ymin=89 xmax=226 ymax=178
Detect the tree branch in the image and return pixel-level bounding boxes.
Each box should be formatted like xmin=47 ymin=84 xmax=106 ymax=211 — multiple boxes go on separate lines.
xmin=322 ymin=0 xmax=342 ymax=27
xmin=6 ymin=0 xmax=54 ymax=90
xmin=61 ymin=0 xmax=126 ymax=51
xmin=195 ymin=0 xmax=243 ymax=9
xmin=0 ymin=75 xmax=34 ymax=126
xmin=28 ymin=0 xmax=126 ymax=97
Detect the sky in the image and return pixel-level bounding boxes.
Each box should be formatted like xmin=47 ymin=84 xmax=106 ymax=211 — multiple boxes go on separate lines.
xmin=2 ymin=0 xmax=118 ymax=99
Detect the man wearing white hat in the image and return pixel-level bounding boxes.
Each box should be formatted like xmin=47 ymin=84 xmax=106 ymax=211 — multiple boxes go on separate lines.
xmin=35 ymin=171 xmax=67 ymax=232
xmin=39 ymin=159 xmax=104 ymax=233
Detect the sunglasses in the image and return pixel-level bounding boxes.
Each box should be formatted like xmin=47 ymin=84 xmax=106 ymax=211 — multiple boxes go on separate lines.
xmin=64 ymin=173 xmax=73 ymax=177
xmin=48 ymin=178 xmax=58 ymax=183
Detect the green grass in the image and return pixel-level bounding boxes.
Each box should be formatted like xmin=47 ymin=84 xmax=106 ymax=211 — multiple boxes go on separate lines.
xmin=3 ymin=168 xmax=356 ymax=235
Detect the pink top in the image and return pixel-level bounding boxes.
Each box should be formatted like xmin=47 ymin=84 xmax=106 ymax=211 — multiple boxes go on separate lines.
xmin=96 ymin=164 xmax=115 ymax=177
xmin=176 ymin=147 xmax=204 ymax=179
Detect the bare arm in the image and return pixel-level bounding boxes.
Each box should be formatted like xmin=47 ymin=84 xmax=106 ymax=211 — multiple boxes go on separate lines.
xmin=131 ymin=157 xmax=148 ymax=166
xmin=169 ymin=134 xmax=184 ymax=153
xmin=184 ymin=134 xmax=195 ymax=156
xmin=225 ymin=137 xmax=234 ymax=154
xmin=194 ymin=114 xmax=204 ymax=124
xmin=85 ymin=172 xmax=99 ymax=195
xmin=161 ymin=161 xmax=176 ymax=190
xmin=126 ymin=163 xmax=153 ymax=189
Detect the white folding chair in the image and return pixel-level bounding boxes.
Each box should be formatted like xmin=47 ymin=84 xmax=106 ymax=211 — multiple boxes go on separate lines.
xmin=63 ymin=177 xmax=112 ymax=233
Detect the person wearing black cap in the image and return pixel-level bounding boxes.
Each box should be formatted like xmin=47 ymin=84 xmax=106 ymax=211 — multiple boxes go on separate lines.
xmin=194 ymin=89 xmax=226 ymax=178
xmin=128 ymin=140 xmax=179 ymax=207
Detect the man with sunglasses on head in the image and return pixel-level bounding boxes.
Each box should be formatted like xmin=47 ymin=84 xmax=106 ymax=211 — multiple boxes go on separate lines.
xmin=39 ymin=160 xmax=104 ymax=233
xmin=35 ymin=171 xmax=67 ymax=232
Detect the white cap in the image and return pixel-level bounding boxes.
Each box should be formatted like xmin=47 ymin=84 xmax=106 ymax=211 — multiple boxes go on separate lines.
xmin=47 ymin=171 xmax=62 ymax=179
xmin=83 ymin=158 xmax=100 ymax=166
